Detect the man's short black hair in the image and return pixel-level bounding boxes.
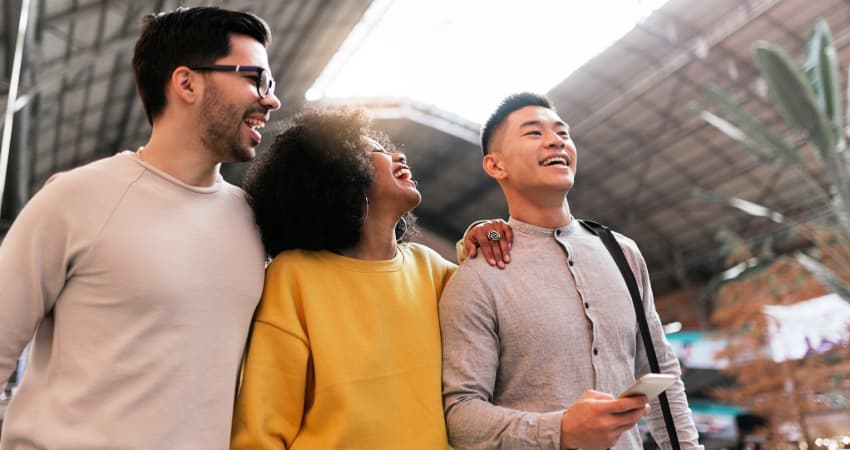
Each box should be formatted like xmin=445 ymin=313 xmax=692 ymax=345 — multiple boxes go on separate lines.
xmin=132 ymin=6 xmax=271 ymax=124
xmin=480 ymin=92 xmax=555 ymax=155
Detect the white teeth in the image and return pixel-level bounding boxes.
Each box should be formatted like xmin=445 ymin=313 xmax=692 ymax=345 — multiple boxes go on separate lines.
xmin=541 ymin=156 xmax=567 ymax=166
xmin=244 ymin=118 xmax=265 ymax=130
xmin=394 ymin=168 xmax=411 ymax=179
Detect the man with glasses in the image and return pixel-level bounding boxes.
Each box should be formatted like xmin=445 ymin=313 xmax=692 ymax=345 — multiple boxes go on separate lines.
xmin=0 ymin=6 xmax=511 ymax=449
xmin=0 ymin=7 xmax=278 ymax=449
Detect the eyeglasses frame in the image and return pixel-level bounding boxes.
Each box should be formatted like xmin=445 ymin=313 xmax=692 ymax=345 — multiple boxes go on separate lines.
xmin=188 ymin=64 xmax=276 ymax=98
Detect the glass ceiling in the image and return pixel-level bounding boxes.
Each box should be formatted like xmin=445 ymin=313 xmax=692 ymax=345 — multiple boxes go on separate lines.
xmin=306 ymin=0 xmax=670 ymax=124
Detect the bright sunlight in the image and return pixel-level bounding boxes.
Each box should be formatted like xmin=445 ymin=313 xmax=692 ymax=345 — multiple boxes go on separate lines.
xmin=306 ymin=0 xmax=670 ymax=124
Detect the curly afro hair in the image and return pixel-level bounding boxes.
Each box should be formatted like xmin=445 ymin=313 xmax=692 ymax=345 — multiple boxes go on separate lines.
xmin=243 ymin=106 xmax=418 ymax=258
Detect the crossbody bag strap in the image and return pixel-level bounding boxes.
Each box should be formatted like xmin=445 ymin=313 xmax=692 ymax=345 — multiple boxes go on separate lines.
xmin=579 ymin=219 xmax=681 ymax=450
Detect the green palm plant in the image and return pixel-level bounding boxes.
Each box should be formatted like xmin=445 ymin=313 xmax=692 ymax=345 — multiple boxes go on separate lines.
xmin=693 ymin=18 xmax=850 ymax=300
xmin=692 ymin=19 xmax=850 ymax=448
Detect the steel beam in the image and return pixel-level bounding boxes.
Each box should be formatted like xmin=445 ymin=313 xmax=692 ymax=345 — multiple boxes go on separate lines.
xmin=1 ymin=0 xmax=35 ymax=220
xmin=567 ymin=0 xmax=784 ymax=134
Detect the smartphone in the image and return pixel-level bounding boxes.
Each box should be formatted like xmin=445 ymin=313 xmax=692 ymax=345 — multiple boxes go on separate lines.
xmin=618 ymin=373 xmax=677 ymax=400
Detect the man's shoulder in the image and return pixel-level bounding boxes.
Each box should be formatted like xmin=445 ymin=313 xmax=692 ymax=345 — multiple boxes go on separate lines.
xmin=32 ymin=154 xmax=140 ymax=207
xmin=609 ymin=229 xmax=639 ymax=249
xmin=219 ymin=177 xmax=250 ymax=202
xmin=575 ymin=219 xmax=649 ymax=281
xmin=576 ymin=219 xmax=642 ymax=255
xmin=43 ymin=153 xmax=140 ymax=191
xmin=607 ymin=229 xmax=645 ymax=265
xmin=458 ymin=233 xmax=544 ymax=273
xmin=455 ymin=249 xmax=501 ymax=276
xmin=448 ymin=242 xmax=528 ymax=293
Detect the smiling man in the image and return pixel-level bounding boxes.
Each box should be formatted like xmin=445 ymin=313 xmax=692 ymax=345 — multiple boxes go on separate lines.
xmin=439 ymin=92 xmax=703 ymax=450
xmin=0 ymin=7 xmax=281 ymax=449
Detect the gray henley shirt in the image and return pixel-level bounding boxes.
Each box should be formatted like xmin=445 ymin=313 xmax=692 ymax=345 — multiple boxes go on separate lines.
xmin=440 ymin=217 xmax=703 ymax=450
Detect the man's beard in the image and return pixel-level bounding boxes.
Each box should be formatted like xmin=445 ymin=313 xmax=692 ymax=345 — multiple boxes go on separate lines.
xmin=200 ymin=86 xmax=256 ymax=163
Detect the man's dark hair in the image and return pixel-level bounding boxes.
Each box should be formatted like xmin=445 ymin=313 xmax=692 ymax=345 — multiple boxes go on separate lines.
xmin=244 ymin=107 xmax=418 ymax=258
xmin=480 ymin=92 xmax=555 ymax=155
xmin=132 ymin=6 xmax=271 ymax=124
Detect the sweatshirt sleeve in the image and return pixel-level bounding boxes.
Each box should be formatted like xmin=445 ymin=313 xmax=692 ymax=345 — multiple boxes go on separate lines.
xmin=439 ymin=265 xmax=564 ymax=450
xmin=0 ymin=180 xmax=81 ymax=381
xmin=625 ymin=239 xmax=703 ymax=450
xmin=231 ymin=258 xmax=311 ymax=449
xmin=455 ymin=220 xmax=489 ymax=264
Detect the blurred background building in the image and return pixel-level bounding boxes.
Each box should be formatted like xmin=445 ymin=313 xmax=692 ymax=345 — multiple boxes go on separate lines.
xmin=2 ymin=0 xmax=849 ymax=448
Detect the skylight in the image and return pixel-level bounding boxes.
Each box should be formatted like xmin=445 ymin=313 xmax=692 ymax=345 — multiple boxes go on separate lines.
xmin=307 ymin=0 xmax=670 ymax=124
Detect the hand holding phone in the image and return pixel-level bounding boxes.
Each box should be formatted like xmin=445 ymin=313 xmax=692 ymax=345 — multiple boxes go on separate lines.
xmin=618 ymin=373 xmax=677 ymax=400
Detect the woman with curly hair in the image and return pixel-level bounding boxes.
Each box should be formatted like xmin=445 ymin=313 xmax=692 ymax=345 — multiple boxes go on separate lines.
xmin=231 ymin=107 xmax=498 ymax=449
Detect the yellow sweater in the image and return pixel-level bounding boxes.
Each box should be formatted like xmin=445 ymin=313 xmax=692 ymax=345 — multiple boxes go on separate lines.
xmin=231 ymin=243 xmax=456 ymax=449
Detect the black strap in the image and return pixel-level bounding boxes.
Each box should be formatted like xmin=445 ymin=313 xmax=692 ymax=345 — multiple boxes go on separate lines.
xmin=579 ymin=219 xmax=681 ymax=450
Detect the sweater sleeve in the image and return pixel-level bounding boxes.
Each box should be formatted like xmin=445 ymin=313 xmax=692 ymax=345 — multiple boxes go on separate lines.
xmin=0 ymin=180 xmax=83 ymax=381
xmin=454 ymin=220 xmax=489 ymax=263
xmin=440 ymin=265 xmax=564 ymax=450
xmin=231 ymin=259 xmax=311 ymax=450
xmin=625 ymin=239 xmax=703 ymax=450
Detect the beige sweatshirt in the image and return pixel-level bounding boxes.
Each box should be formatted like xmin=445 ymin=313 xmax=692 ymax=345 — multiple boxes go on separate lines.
xmin=0 ymin=152 xmax=266 ymax=449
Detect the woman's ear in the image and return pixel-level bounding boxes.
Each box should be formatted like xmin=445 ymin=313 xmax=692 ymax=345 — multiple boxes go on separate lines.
xmin=169 ymin=66 xmax=201 ymax=105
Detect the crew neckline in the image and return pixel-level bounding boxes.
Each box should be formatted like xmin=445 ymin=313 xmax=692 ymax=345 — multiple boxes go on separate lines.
xmin=316 ymin=246 xmax=405 ymax=272
xmin=123 ymin=150 xmax=223 ymax=194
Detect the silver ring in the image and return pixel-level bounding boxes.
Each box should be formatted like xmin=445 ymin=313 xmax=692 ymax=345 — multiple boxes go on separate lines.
xmin=487 ymin=230 xmax=501 ymax=241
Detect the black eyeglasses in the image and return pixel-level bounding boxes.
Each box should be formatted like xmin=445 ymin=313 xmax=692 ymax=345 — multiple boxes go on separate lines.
xmin=188 ymin=65 xmax=276 ymax=98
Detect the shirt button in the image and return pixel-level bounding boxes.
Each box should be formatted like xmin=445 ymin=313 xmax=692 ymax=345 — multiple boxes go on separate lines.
xmin=568 ymin=260 xmax=574 ymax=266
xmin=593 ymin=348 xmax=599 ymax=355
xmin=555 ymin=229 xmax=561 ymax=236
xmin=584 ymin=302 xmax=589 ymax=309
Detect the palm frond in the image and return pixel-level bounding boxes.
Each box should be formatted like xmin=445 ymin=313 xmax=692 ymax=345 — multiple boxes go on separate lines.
xmin=795 ymin=251 xmax=850 ymax=303
xmin=754 ymin=41 xmax=836 ymax=159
